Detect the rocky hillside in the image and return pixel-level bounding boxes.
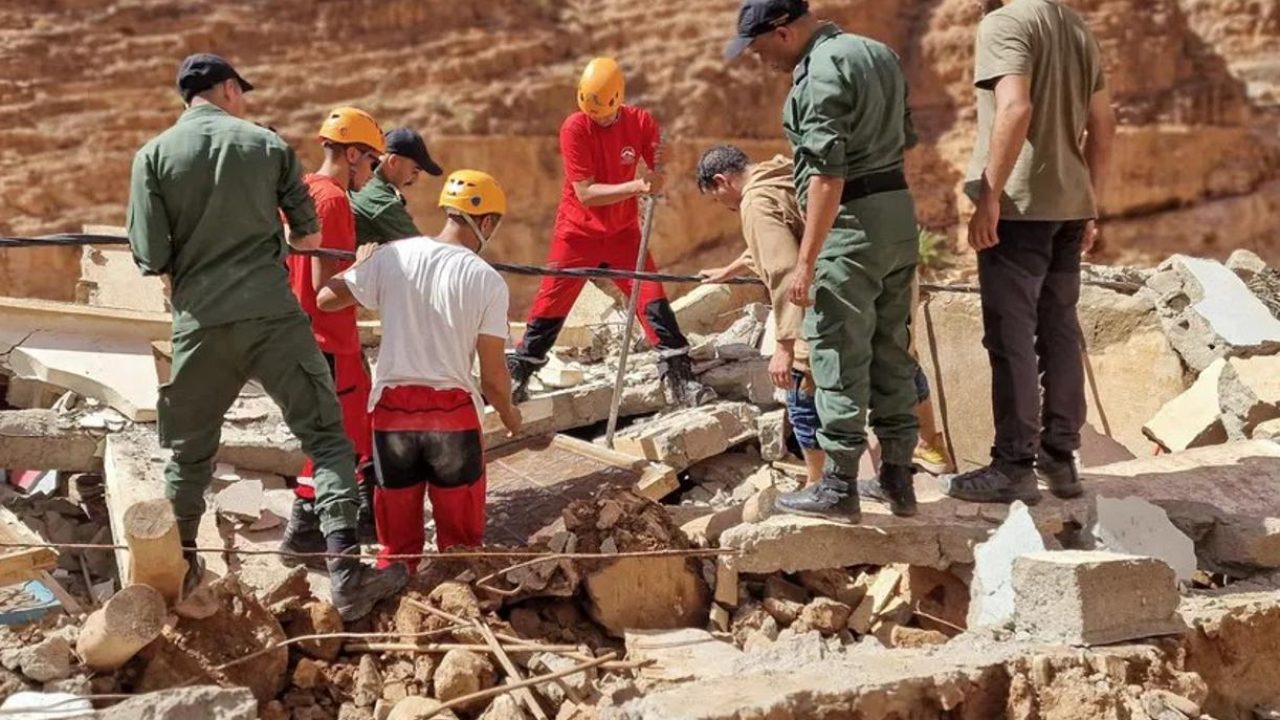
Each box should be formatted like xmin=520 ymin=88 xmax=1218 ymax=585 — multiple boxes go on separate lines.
xmin=2 ymin=0 xmax=1278 ymax=311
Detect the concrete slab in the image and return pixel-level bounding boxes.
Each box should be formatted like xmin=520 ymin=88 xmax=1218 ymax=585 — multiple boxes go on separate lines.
xmin=0 ymin=409 xmax=103 ymax=472
xmin=624 ymin=628 xmax=744 ymax=686
xmin=8 ymin=331 xmax=159 ymax=421
xmin=614 ymin=402 xmax=760 ymax=471
xmin=1143 ymin=358 xmax=1228 ymax=452
xmin=1093 ymin=496 xmax=1196 ymax=583
xmin=1179 ymin=256 xmax=1280 ymax=349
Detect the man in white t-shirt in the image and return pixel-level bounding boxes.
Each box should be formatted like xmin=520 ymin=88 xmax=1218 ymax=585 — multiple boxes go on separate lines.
xmin=317 ymin=170 xmax=521 ymax=570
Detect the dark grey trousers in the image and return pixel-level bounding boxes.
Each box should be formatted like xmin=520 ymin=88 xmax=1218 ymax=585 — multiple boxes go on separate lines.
xmin=977 ymin=219 xmax=1089 ymax=467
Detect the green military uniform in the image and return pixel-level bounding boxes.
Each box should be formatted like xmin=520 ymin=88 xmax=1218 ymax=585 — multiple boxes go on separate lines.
xmin=784 ymin=23 xmax=920 ymax=476
xmin=351 ymin=168 xmax=420 ymax=245
xmin=127 ymin=103 xmax=358 ymax=541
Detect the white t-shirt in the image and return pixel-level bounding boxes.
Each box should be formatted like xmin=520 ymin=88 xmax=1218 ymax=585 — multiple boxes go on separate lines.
xmin=343 ymin=237 xmax=509 ymax=412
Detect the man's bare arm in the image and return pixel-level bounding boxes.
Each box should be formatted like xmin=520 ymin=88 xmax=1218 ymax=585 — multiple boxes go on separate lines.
xmin=478 ymin=335 xmax=522 ymax=435
xmin=968 ymin=73 xmax=1033 ymax=251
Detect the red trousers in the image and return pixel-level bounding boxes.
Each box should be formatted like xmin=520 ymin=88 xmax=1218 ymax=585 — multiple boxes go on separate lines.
xmin=295 ymin=351 xmax=371 ymax=499
xmin=370 ymin=385 xmax=486 ymax=571
xmin=526 ymin=228 xmax=669 ymax=347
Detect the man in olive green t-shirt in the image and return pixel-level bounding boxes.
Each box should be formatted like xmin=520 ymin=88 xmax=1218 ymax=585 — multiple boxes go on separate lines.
xmin=351 ymin=127 xmax=442 ymax=245
xmin=127 ymin=54 xmax=407 ymax=622
xmin=942 ymin=0 xmax=1116 ymax=505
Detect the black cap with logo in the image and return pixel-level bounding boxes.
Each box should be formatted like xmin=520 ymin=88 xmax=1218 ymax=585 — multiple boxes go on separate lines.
xmin=385 ymin=128 xmax=443 ymax=176
xmin=723 ymin=0 xmax=810 ymax=60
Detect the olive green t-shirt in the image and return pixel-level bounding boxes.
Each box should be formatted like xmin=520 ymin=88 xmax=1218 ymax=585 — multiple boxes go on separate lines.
xmin=964 ymin=0 xmax=1105 ymax=221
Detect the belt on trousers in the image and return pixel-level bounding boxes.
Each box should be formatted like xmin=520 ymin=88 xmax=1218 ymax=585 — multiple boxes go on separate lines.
xmin=841 ymin=169 xmax=909 ymax=203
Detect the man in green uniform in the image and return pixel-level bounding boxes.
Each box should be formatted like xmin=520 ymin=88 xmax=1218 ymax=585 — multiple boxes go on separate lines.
xmin=351 ymin=127 xmax=443 ymax=245
xmin=724 ymin=0 xmax=921 ymax=521
xmin=126 ymin=53 xmax=407 ymax=621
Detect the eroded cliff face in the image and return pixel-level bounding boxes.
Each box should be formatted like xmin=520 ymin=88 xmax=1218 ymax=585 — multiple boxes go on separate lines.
xmin=2 ymin=0 xmax=1278 ymax=310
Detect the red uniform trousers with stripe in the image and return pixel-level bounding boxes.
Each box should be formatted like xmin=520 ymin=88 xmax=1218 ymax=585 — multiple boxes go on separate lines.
xmin=370 ymin=385 xmax=486 ymax=572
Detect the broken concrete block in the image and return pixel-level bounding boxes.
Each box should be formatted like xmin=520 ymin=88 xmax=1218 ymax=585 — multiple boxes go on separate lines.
xmin=700 ymin=358 xmax=779 ymax=407
xmin=756 ymin=409 xmax=787 ymax=462
xmin=762 ymin=576 xmax=808 ymax=625
xmin=1012 ymin=551 xmax=1184 ymax=645
xmin=1092 ymin=496 xmax=1196 ymax=583
xmin=673 ymin=283 xmax=735 ymax=336
xmin=713 ymin=304 xmax=770 ymax=357
xmin=1220 ymin=356 xmax=1280 ymax=438
xmin=214 ymin=478 xmax=264 ymax=522
xmin=624 ymin=628 xmax=745 ymax=685
xmin=740 ymin=486 xmax=780 ymax=524
xmin=968 ymin=501 xmax=1046 ymax=629
xmin=585 ymin=556 xmax=711 ymax=638
xmin=614 ymin=402 xmax=759 ymax=471
xmin=1143 ymin=358 xmax=1228 ymax=452
xmin=1148 ymin=255 xmax=1280 ymax=372
xmin=795 ymin=569 xmax=865 ymax=608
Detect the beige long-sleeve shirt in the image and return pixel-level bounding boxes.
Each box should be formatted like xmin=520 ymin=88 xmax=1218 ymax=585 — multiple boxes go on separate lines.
xmin=738 ymin=155 xmax=810 ymax=371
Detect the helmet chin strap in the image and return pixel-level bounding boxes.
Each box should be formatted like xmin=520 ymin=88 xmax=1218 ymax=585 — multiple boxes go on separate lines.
xmin=460 ymin=214 xmax=501 ymax=254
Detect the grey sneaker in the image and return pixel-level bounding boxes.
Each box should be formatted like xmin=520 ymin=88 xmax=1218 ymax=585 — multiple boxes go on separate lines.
xmin=939 ymin=463 xmax=1041 ymax=505
xmin=775 ymin=474 xmax=862 ymax=523
xmin=1036 ymin=451 xmax=1084 ymax=499
xmin=329 ymin=560 xmax=409 ymax=623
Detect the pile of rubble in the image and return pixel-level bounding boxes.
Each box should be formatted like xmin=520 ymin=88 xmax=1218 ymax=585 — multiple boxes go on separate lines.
xmin=7 ymin=255 xmax=1280 ymax=719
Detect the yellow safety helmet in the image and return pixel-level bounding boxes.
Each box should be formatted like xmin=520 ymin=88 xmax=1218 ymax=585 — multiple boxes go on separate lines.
xmin=317 ymin=106 xmax=386 ymax=154
xmin=439 ymin=170 xmax=507 ymax=217
xmin=577 ymin=57 xmax=624 ymax=120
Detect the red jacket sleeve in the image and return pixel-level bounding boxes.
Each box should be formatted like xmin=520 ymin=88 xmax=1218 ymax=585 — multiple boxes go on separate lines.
xmin=559 ymin=115 xmax=595 ymax=183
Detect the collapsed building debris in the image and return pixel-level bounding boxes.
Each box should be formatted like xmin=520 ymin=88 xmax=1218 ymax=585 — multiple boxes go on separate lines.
xmin=5 ymin=254 xmax=1280 ymax=717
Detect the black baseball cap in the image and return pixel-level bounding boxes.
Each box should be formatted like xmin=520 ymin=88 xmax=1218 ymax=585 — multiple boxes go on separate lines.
xmin=385 ymin=128 xmax=443 ymax=176
xmin=723 ymin=0 xmax=810 ymax=60
xmin=176 ymin=53 xmax=253 ymax=102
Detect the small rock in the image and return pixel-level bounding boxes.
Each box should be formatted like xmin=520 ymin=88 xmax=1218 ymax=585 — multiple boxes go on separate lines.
xmin=434 ymin=649 xmax=496 ymax=711
xmin=427 ymin=581 xmax=481 ymax=621
xmin=533 ymin=652 xmax=594 ymax=705
xmin=741 ymin=486 xmax=780 ymax=524
xmin=888 ymin=626 xmax=950 ymax=649
xmin=262 ymin=700 xmax=289 ymax=720
xmin=293 ymin=658 xmax=323 ymax=690
xmin=1141 ymin=689 xmax=1201 ymax=719
xmin=795 ymin=598 xmax=853 ymax=636
xmin=381 ymin=680 xmax=408 ymax=704
xmin=292 ymin=601 xmax=345 ymax=661
xmin=413 ymin=656 xmax=435 ymax=689
xmin=43 ymin=676 xmax=91 ymax=696
xmin=354 ymin=655 xmax=383 ymax=708
xmin=20 ymin=636 xmax=72 ymax=683
xmin=762 ymin=575 xmax=808 ymax=625
xmin=387 ymin=697 xmax=461 ymax=720
xmin=596 ymin=501 xmax=624 ymax=530
xmin=600 ymin=537 xmax=619 ymax=554
xmin=214 ymin=478 xmax=264 ymax=521
xmin=478 ymin=694 xmax=526 ymax=720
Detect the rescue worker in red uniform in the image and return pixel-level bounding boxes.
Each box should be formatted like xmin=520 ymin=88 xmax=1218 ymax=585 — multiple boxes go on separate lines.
xmin=281 ymin=107 xmax=384 ymax=562
xmin=507 ymin=57 xmax=714 ymax=407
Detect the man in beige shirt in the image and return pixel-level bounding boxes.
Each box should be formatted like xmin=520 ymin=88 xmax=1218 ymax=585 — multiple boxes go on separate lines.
xmin=944 ymin=0 xmax=1116 ymax=505
xmin=696 ymin=145 xmax=952 ymax=488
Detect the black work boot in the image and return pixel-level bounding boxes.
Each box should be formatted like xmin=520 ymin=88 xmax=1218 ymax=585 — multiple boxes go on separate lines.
xmin=181 ymin=540 xmax=204 ymax=598
xmin=280 ymin=497 xmax=328 ymax=570
xmin=326 ymin=529 xmax=409 ymax=623
xmin=356 ymin=468 xmax=378 ymax=544
xmin=1036 ymin=449 xmax=1084 ymax=499
xmin=507 ymin=354 xmax=545 ymax=404
xmin=658 ymin=351 xmax=717 ymax=408
xmin=857 ymin=463 xmax=918 ymax=517
xmin=774 ymin=473 xmax=862 ymax=523
xmin=940 ymin=462 xmax=1041 ymax=505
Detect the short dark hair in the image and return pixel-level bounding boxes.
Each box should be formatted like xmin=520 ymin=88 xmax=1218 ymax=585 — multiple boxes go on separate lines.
xmin=695 ymin=145 xmax=751 ymax=193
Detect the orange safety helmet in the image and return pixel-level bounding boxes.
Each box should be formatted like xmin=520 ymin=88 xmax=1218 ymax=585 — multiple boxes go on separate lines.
xmin=317 ymin=106 xmax=386 ymax=154
xmin=439 ymin=170 xmax=507 ymax=217
xmin=577 ymin=57 xmax=625 ymax=120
